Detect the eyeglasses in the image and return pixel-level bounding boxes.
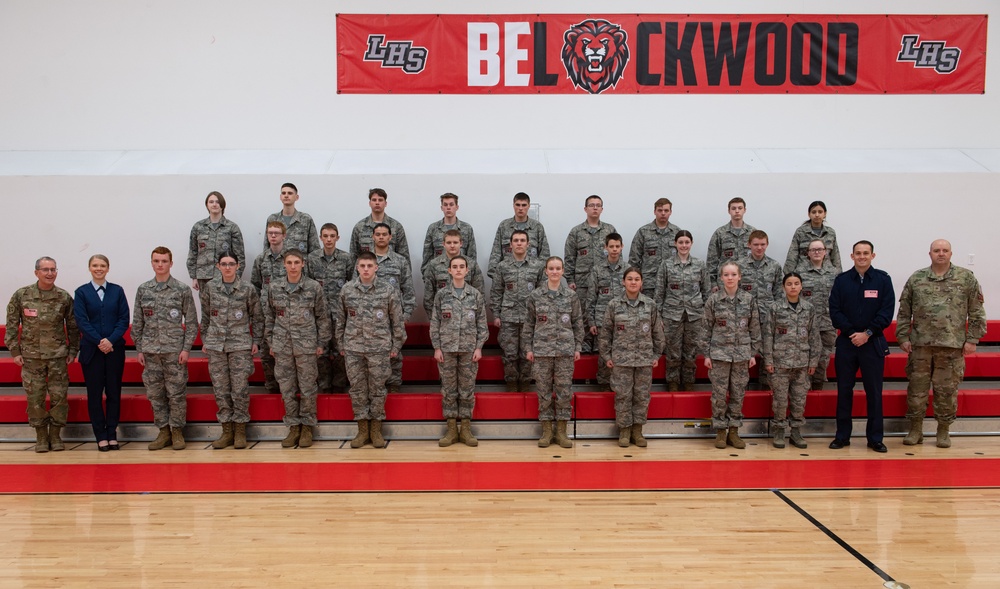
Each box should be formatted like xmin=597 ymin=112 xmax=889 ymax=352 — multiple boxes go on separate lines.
xmin=37 ymin=268 xmax=57 ymax=273
xmin=808 ymin=248 xmax=827 ymax=253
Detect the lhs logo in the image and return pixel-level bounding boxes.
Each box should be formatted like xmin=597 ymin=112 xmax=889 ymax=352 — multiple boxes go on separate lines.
xmin=364 ymin=34 xmax=427 ymax=74
xmin=897 ymin=35 xmax=960 ymax=74
xmin=561 ymin=19 xmax=630 ymax=94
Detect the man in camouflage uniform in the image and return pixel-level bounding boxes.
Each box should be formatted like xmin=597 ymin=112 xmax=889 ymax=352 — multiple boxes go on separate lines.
xmin=251 ymin=220 xmax=288 ymax=391
xmin=187 ymin=190 xmax=246 ymax=290
xmin=487 ymin=192 xmax=550 ymax=279
xmin=132 ymin=247 xmax=198 ymax=451
xmin=5 ymin=256 xmax=79 ymax=452
xmin=423 ymin=229 xmax=484 ymax=319
xmin=490 ymin=230 xmax=546 ymax=392
xmin=430 ymin=255 xmax=489 ymax=447
xmin=564 ymin=195 xmax=617 ymax=353
xmin=307 ymin=223 xmax=353 ymax=392
xmin=628 ymin=198 xmax=680 ymax=298
xmin=365 ymin=223 xmax=415 ymax=393
xmin=707 ymin=197 xmax=758 ymax=285
xmin=421 ymin=192 xmax=477 ymax=274
xmin=585 ymin=233 xmax=626 ymax=387
xmin=731 ymin=230 xmax=783 ymax=388
xmin=897 ymin=239 xmax=987 ymax=449
xmin=200 ymin=252 xmax=264 ymax=450
xmin=799 ymin=239 xmax=838 ymax=390
xmin=261 ymin=182 xmax=320 ymax=254
xmin=350 ymin=187 xmax=410 ymax=262
xmin=337 ymin=252 xmax=407 ymax=449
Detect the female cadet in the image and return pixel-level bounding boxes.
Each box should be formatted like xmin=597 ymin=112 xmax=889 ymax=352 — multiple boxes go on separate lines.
xmin=783 ymin=200 xmax=842 ymax=273
xmin=799 ymin=239 xmax=839 ymax=390
xmin=187 ymin=191 xmax=246 ymax=290
xmin=763 ymin=272 xmax=821 ymax=449
xmin=599 ymin=267 xmax=665 ymax=448
xmin=703 ymin=260 xmax=761 ymax=450
xmin=654 ymin=230 xmax=711 ymax=391
xmin=524 ymin=256 xmax=584 ymax=449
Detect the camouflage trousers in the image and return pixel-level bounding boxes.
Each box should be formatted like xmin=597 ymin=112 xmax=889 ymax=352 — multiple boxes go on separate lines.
xmin=440 ymin=352 xmax=478 ymax=419
xmin=206 ymin=350 xmax=253 ymax=424
xmin=260 ymin=338 xmax=278 ymax=391
xmin=594 ymin=327 xmax=611 ymax=386
xmin=533 ymin=356 xmax=574 ymax=421
xmin=906 ymin=346 xmax=965 ymax=425
xmin=575 ymin=286 xmax=593 ymax=353
xmin=317 ymin=333 xmax=348 ymax=391
xmin=665 ymin=317 xmax=704 ymax=387
xmin=388 ymin=351 xmax=403 ymax=388
xmin=611 ymin=365 xmax=652 ymax=428
xmin=345 ymin=352 xmax=390 ymax=421
xmin=811 ymin=330 xmax=836 ymax=388
xmin=771 ymin=366 xmax=809 ymax=429
xmin=142 ymin=353 xmax=189 ymax=428
xmin=498 ymin=321 xmax=531 ymax=384
xmin=709 ymin=360 xmax=749 ymax=429
xmin=21 ymin=357 xmax=69 ymax=427
xmin=274 ymin=351 xmax=319 ymax=427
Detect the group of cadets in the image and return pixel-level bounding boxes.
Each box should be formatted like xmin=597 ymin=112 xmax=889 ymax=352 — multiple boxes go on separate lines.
xmin=5 ymin=185 xmax=987 ymax=454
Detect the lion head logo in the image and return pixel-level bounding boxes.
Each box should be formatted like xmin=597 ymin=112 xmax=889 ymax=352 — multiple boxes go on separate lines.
xmin=561 ymin=19 xmax=630 ymax=94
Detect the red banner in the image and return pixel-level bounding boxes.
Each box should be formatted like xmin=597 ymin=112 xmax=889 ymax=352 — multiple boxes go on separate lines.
xmin=337 ymin=14 xmax=987 ymax=94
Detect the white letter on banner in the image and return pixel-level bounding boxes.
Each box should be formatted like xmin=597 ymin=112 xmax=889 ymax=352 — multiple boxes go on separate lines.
xmin=468 ymin=22 xmax=500 ymax=86
xmin=504 ymin=22 xmax=530 ymax=86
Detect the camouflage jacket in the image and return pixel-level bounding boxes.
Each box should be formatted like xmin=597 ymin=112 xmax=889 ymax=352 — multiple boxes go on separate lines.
xmin=563 ymin=220 xmax=617 ymax=287
xmin=421 ymin=218 xmax=477 ymax=273
xmin=306 ymin=248 xmax=354 ymax=317
xmin=584 ymin=256 xmax=626 ymax=329
xmin=199 ymin=277 xmax=263 ymax=353
xmin=599 ymin=294 xmax=665 ymax=366
xmin=187 ymin=216 xmax=246 ymax=280
xmin=350 ymin=214 xmax=410 ymax=262
xmin=706 ymin=222 xmax=757 ymax=283
xmin=703 ymin=289 xmax=761 ymax=362
xmin=5 ymin=283 xmax=79 ymax=359
xmin=487 ymin=217 xmax=549 ymax=278
xmin=654 ymin=255 xmax=712 ymax=321
xmin=799 ymin=263 xmax=837 ymax=332
xmin=262 ymin=210 xmax=320 ymax=254
xmin=627 ymin=221 xmax=680 ymax=290
xmin=762 ymin=297 xmax=821 ymax=369
xmin=784 ymin=221 xmax=842 ymax=273
xmin=365 ymin=250 xmax=415 ymax=321
xmin=429 ymin=283 xmax=489 ymax=353
xmin=132 ymin=277 xmax=198 ymax=354
xmin=896 ymin=265 xmax=986 ymax=349
xmin=730 ymin=254 xmax=784 ymax=312
xmin=250 ymin=248 xmax=288 ymax=295
xmin=489 ymin=257 xmax=546 ymax=323
xmin=523 ymin=284 xmax=584 ymax=357
xmin=423 ymin=254 xmax=484 ymax=318
xmin=265 ymin=277 xmax=332 ymax=354
xmin=336 ymin=278 xmax=406 ymax=355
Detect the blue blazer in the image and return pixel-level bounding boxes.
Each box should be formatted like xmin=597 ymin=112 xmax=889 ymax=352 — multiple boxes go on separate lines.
xmin=74 ymin=282 xmax=130 ymax=365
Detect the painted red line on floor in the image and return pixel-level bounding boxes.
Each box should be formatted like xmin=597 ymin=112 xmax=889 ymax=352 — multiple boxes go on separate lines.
xmin=2 ymin=458 xmax=999 ymax=494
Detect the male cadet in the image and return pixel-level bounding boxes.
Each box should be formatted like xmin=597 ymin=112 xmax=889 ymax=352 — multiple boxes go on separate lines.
xmin=564 ymin=194 xmax=617 ymax=352
xmin=897 ymin=239 xmax=986 ymax=449
xmin=133 ymin=247 xmax=198 ymax=451
xmin=707 ymin=197 xmax=758 ymax=286
xmin=350 ymin=188 xmax=410 ymax=262
xmin=421 ymin=192 xmax=477 ymax=274
xmin=337 ymin=252 xmax=406 ymax=449
xmin=828 ymin=240 xmax=895 ymax=453
xmin=585 ymin=233 xmax=626 ymax=387
xmin=307 ymin=223 xmax=354 ymax=392
xmin=732 ymin=230 xmax=783 ymax=387
xmin=423 ymin=229 xmax=484 ymax=319
xmin=629 ymin=198 xmax=680 ymax=298
xmin=487 ymin=192 xmax=550 ymax=279
xmin=262 ymin=183 xmax=320 ymax=254
xmin=251 ymin=220 xmax=288 ymax=392
xmin=490 ymin=230 xmax=546 ymax=391
xmin=365 ymin=222 xmax=415 ymax=393
xmin=5 ymin=257 xmax=79 ymax=452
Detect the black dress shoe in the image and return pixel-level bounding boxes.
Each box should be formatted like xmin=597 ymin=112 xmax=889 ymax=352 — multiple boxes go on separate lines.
xmin=108 ymin=442 xmax=120 ymax=451
xmin=868 ymin=441 xmax=888 ymax=453
xmin=98 ymin=443 xmax=111 ymax=452
xmin=828 ymin=439 xmax=851 ymax=449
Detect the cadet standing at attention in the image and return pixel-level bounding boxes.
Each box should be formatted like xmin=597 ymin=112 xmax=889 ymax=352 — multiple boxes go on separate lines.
xmin=732 ymin=230 xmax=783 ymax=388
xmin=490 ymin=230 xmax=546 ymax=392
xmin=262 ymin=183 xmax=320 ymax=254
xmin=306 ymin=223 xmax=354 ymax=392
xmin=423 ymin=229 xmax=484 ymax=320
xmin=350 ymin=188 xmax=410 ymax=261
xmin=799 ymin=239 xmax=838 ymax=390
xmin=421 ymin=192 xmax=477 ymax=274
xmin=784 ymin=200 xmax=842 ymax=273
xmin=707 ymin=197 xmax=757 ymax=286
xmin=487 ymin=192 xmax=550 ymax=279
xmin=5 ymin=257 xmax=79 ymax=453
xmin=628 ymin=198 xmax=680 ymax=298
xmin=250 ymin=220 xmax=289 ymax=392
xmin=563 ymin=194 xmax=617 ymax=354
xmin=187 ymin=191 xmax=246 ymax=290
xmin=585 ymin=232 xmax=626 ymax=388
xmin=366 ymin=222 xmax=415 ymax=393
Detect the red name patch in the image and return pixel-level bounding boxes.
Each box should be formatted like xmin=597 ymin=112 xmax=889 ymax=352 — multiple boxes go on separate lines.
xmin=442 ymin=312 xmax=451 ymax=319
xmin=538 ymin=315 xmax=548 ymax=322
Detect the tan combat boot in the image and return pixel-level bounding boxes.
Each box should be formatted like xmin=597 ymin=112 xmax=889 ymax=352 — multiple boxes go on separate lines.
xmin=49 ymin=425 xmax=65 ymax=451
xmin=772 ymin=426 xmax=786 ymax=448
xmin=439 ymin=418 xmax=458 ymax=447
xmin=789 ymin=427 xmax=808 ymax=449
xmin=298 ymin=425 xmax=314 ymax=448
xmin=148 ymin=426 xmax=171 ymax=451
xmin=370 ymin=420 xmax=386 ymax=448
xmin=233 ymin=423 xmax=247 ymax=449
xmin=281 ymin=425 xmax=300 ymax=448
xmin=350 ymin=420 xmax=369 ymax=448
xmin=171 ymin=427 xmax=186 ymax=450
xmin=618 ymin=426 xmax=630 ymax=448
xmin=34 ymin=426 xmax=49 ymax=453
xmin=727 ymin=427 xmax=746 ymax=449
xmin=538 ymin=421 xmax=554 ymax=448
xmin=459 ymin=419 xmax=478 ymax=447
xmin=212 ymin=422 xmax=234 ymax=449
xmin=903 ymin=417 xmax=924 ymax=445
xmin=714 ymin=429 xmax=727 ymax=449
xmin=631 ymin=424 xmax=647 ymax=448
xmin=936 ymin=422 xmax=951 ymax=448
xmin=555 ymin=420 xmax=574 ymax=449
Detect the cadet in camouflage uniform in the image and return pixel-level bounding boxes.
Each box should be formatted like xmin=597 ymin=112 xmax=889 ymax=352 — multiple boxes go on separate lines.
xmin=363 ymin=223 xmax=415 ymax=392
xmin=563 ymin=195 xmax=617 ymax=347
xmin=336 ymin=252 xmax=407 ymax=449
xmin=250 ymin=220 xmax=289 ymax=392
xmin=799 ymin=240 xmax=838 ymax=390
xmin=132 ymin=247 xmax=198 ymax=451
xmin=704 ymin=261 xmax=761 ymax=450
xmin=762 ymin=272 xmax=821 ymax=449
xmin=421 ymin=192 xmax=477 ymax=274
xmin=200 ymin=252 xmax=264 ymax=450
xmin=653 ymin=230 xmax=711 ymax=391
xmin=599 ymin=268 xmax=665 ymax=448
xmin=487 ymin=192 xmax=550 ymax=279
xmin=584 ymin=233 xmax=626 ymax=387
xmin=490 ymin=230 xmax=546 ymax=392
xmin=307 ymin=223 xmax=353 ymax=392
xmin=350 ymin=187 xmax=410 ymax=262
xmin=731 ymin=230 xmax=783 ymax=388
xmin=783 ymin=200 xmax=842 ymax=273
xmin=187 ymin=191 xmax=246 ymax=290
xmin=261 ymin=183 xmax=320 ymax=254
xmin=628 ymin=198 xmax=680 ymax=298
xmin=430 ymin=255 xmax=489 ymax=447
xmin=265 ymin=249 xmax=332 ymax=449
xmin=423 ymin=229 xmax=484 ymax=319
xmin=524 ymin=257 xmax=584 ymax=449
xmin=897 ymin=239 xmax=987 ymax=449
xmin=5 ymin=257 xmax=79 ymax=453
xmin=706 ymin=197 xmax=757 ymax=284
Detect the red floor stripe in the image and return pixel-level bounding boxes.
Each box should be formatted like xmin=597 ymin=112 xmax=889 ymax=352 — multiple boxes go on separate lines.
xmin=3 ymin=458 xmax=999 ymax=494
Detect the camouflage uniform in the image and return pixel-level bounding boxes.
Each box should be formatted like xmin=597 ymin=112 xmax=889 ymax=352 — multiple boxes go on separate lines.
xmin=366 ymin=250 xmax=415 ymax=388
xmin=422 ymin=254 xmax=485 ymax=319
xmin=762 ymin=298 xmax=821 ymax=429
xmin=5 ymin=283 xmax=79 ymax=427
xmin=262 ymin=210 xmax=320 ymax=254
xmin=585 ymin=256 xmax=626 ymax=385
xmin=487 ymin=217 xmax=550 ymax=278
xmin=800 ymin=263 xmax=838 ymax=389
xmin=430 ymin=283 xmax=489 ymax=419
xmin=265 ymin=277 xmax=332 ymax=427
xmin=250 ymin=248 xmax=287 ymax=390
xmin=490 ymin=257 xmax=546 ymax=386
xmin=421 ymin=218 xmax=477 ymax=273
xmin=336 ymin=278 xmax=406 ymax=421
xmin=132 ymin=277 xmax=198 ymax=429
xmin=187 ymin=216 xmax=246 ymax=285
xmin=564 ymin=220 xmax=616 ymax=354
xmin=628 ymin=221 xmax=680 ymax=297
xmin=350 ymin=214 xmax=410 ymax=261
xmin=783 ymin=221 xmax=842 ymax=273
xmin=199 ymin=277 xmax=263 ymax=424
xmin=524 ymin=285 xmax=584 ymax=421
xmin=703 ymin=289 xmax=761 ymax=429
xmin=896 ymin=265 xmax=986 ymax=425
xmin=306 ymin=248 xmax=353 ymax=390
xmin=731 ymin=253 xmax=783 ymax=387
xmin=706 ymin=222 xmax=758 ymax=283
xmin=599 ymin=294 xmax=665 ymax=428
xmin=654 ymin=255 xmax=711 ymax=387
